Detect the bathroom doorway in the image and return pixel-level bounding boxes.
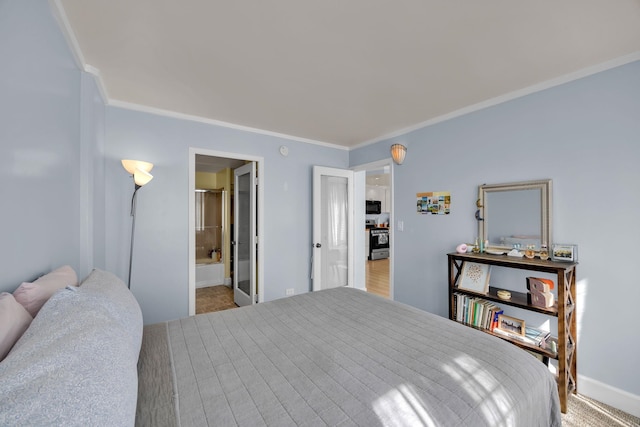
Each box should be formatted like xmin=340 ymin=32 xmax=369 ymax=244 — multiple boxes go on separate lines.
xmin=188 ymin=148 xmax=264 ymax=315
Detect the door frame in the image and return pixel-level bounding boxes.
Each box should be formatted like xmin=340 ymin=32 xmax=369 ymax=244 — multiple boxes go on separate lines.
xmin=351 ymin=158 xmax=395 ymax=300
xmin=188 ymin=147 xmax=265 ymax=315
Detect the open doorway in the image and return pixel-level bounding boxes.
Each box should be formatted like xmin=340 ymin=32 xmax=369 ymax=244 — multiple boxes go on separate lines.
xmin=188 ymin=148 xmax=264 ymax=316
xmin=353 ymin=159 xmax=393 ymax=299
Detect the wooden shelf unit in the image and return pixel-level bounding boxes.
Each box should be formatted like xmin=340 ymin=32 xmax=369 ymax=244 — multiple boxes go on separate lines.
xmin=447 ymin=252 xmax=578 ymax=413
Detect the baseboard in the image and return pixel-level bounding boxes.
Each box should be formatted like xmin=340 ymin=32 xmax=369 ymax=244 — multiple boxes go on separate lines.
xmin=224 ymin=278 xmax=232 ymax=287
xmin=195 ymin=280 xmax=224 ymax=289
xmin=578 ymin=374 xmax=640 ymax=418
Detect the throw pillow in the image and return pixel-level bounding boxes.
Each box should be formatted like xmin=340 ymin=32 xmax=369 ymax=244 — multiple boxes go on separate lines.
xmin=0 ymin=292 xmax=33 ymax=361
xmin=13 ymin=265 xmax=78 ymax=317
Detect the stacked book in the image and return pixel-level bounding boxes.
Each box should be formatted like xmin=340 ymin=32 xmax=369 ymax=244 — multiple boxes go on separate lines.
xmin=453 ymin=293 xmax=503 ymax=331
xmin=493 ymin=325 xmax=552 ymax=348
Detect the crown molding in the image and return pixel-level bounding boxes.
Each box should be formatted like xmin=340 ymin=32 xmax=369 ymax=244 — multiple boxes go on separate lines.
xmin=48 ymin=0 xmax=84 ymax=70
xmin=108 ymin=100 xmax=348 ymax=150
xmin=48 ymin=0 xmax=639 ymax=152
xmin=352 ymin=51 xmax=640 ymax=150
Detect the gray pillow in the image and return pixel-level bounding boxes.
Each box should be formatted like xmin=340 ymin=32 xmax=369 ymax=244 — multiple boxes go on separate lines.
xmin=0 ymin=269 xmax=143 ymax=426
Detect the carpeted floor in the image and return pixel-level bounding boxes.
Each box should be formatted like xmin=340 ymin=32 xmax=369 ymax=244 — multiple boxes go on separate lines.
xmin=562 ymin=393 xmax=640 ymax=426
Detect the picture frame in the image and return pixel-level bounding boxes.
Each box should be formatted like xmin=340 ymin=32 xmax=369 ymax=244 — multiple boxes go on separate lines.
xmin=551 ymin=244 xmax=578 ymax=262
xmin=457 ymin=262 xmax=491 ymax=293
xmin=496 ymin=314 xmax=525 ymax=336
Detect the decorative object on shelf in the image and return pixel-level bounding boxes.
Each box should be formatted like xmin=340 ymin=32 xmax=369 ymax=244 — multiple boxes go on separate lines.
xmin=390 ymin=143 xmax=407 ymax=165
xmin=497 ymin=290 xmax=511 ymax=300
xmin=525 ymin=244 xmax=536 ymax=259
xmin=457 ymin=262 xmax=491 ymax=293
xmin=529 ymin=292 xmax=555 ymax=308
xmin=527 ymin=277 xmax=556 ymax=308
xmin=121 ymin=159 xmax=154 ymax=289
xmin=416 ymin=191 xmax=450 ymax=215
xmin=496 ymin=314 xmax=525 ymax=336
xmin=526 ymin=277 xmax=554 ymax=292
xmin=507 ymin=248 xmax=523 ymax=257
xmin=486 ymin=249 xmax=505 ymax=255
xmin=539 ymin=243 xmax=549 ymax=260
xmin=455 ymin=243 xmax=468 ymax=254
xmin=551 ymin=244 xmax=578 ymax=262
xmin=472 ymin=238 xmax=480 ymax=253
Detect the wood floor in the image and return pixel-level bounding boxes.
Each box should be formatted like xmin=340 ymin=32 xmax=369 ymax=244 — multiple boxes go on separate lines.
xmin=366 ymin=258 xmax=390 ymax=298
xmin=196 ymin=258 xmax=390 ymax=314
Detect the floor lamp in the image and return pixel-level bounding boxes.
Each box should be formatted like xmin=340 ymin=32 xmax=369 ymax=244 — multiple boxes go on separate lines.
xmin=121 ymin=159 xmax=154 ymax=289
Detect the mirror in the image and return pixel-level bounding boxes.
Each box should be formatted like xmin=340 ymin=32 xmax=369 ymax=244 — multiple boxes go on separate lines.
xmin=478 ymin=179 xmax=552 ymax=251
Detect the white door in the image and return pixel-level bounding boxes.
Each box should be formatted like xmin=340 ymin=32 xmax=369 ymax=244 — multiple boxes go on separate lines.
xmin=312 ymin=166 xmax=355 ymax=291
xmin=234 ymin=162 xmax=257 ymax=306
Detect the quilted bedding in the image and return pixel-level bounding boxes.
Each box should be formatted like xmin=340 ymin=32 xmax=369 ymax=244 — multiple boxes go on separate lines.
xmin=137 ymin=287 xmax=561 ymax=426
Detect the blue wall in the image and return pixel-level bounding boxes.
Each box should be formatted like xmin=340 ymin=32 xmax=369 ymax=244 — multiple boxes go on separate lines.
xmin=104 ymin=107 xmax=348 ymax=324
xmin=351 ymin=60 xmax=640 ymax=398
xmin=0 ymin=0 xmax=82 ymax=288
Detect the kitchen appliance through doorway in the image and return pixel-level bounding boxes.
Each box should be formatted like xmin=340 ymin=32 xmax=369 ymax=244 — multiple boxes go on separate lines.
xmin=369 ymin=227 xmax=389 ymax=260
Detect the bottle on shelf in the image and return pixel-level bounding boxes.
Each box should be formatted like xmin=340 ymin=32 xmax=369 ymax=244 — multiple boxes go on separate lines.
xmin=539 ymin=243 xmax=549 ymax=260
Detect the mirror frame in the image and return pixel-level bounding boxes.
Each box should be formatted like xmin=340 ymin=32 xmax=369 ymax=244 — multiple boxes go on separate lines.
xmin=478 ymin=179 xmax=552 ymax=251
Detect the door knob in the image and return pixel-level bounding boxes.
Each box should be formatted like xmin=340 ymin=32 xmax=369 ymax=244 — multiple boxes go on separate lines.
xmin=313 ymin=243 xmax=321 ymax=248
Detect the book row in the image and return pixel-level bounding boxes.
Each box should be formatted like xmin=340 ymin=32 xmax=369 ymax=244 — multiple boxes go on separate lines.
xmin=452 ymin=293 xmax=503 ymax=331
xmin=453 ymin=292 xmax=553 ymax=349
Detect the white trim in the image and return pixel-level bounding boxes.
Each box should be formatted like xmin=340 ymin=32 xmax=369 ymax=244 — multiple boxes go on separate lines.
xmin=188 ymin=148 xmax=265 ymax=316
xmin=352 ymin=51 xmax=640 ymax=150
xmin=48 ymin=0 xmax=85 ymax=69
xmin=351 ymin=158 xmax=395 ymax=301
xmin=110 ymin=100 xmax=347 ymax=150
xmin=83 ymin=65 xmax=110 ymax=103
xmin=577 ymin=374 xmax=640 ymax=418
xmin=49 ymin=0 xmax=110 ymax=102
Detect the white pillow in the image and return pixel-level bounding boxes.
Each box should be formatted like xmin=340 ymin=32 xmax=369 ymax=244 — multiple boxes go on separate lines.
xmin=13 ymin=265 xmax=78 ymax=317
xmin=0 ymin=292 xmax=33 ymax=361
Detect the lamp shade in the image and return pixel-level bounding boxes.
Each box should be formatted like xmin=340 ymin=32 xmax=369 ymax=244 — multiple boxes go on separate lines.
xmin=133 ymin=168 xmax=153 ymax=187
xmin=390 ymin=144 xmax=407 ymax=165
xmin=121 ymin=159 xmax=154 ymax=175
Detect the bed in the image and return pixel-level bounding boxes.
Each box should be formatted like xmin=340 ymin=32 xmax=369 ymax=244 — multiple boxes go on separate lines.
xmin=137 ymin=286 xmax=561 ymax=426
xmin=1 ymin=269 xmax=561 ymax=426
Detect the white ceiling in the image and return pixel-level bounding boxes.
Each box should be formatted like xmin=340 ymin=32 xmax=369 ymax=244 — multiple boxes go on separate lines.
xmin=57 ymin=0 xmax=640 ymax=148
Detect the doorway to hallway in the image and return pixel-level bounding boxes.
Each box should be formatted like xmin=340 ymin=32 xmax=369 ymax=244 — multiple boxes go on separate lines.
xmin=354 ymin=159 xmax=393 ymax=300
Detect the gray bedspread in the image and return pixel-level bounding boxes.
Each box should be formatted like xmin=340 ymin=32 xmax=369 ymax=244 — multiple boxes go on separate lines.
xmin=137 ymin=287 xmax=561 ymax=426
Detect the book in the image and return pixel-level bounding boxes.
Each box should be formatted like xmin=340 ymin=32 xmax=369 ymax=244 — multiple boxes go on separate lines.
xmin=493 ymin=325 xmax=550 ymax=347
xmin=524 ymin=326 xmax=551 ymax=347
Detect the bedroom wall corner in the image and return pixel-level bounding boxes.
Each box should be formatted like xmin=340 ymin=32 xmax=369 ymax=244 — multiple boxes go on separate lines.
xmin=79 ymin=71 xmax=107 ymax=279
